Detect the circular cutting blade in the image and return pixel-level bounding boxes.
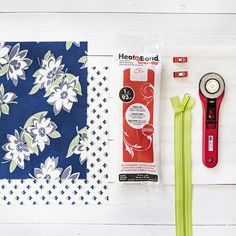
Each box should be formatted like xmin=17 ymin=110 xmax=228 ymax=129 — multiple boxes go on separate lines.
xmin=199 ymin=73 xmax=225 ymax=99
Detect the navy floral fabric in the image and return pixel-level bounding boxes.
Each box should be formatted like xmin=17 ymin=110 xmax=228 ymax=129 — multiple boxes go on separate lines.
xmin=0 ymin=42 xmax=88 ymax=179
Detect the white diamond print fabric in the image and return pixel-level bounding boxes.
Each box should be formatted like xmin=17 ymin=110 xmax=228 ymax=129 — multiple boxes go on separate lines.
xmin=0 ymin=67 xmax=109 ymax=205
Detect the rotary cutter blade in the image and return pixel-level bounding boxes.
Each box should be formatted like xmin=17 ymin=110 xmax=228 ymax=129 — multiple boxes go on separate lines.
xmin=199 ymin=73 xmax=225 ymax=168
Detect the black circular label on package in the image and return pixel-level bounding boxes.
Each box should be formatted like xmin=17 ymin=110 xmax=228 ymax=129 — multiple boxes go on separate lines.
xmin=119 ymin=86 xmax=135 ymax=103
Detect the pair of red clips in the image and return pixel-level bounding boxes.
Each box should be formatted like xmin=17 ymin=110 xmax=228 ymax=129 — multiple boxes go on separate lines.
xmin=173 ymin=57 xmax=188 ymax=78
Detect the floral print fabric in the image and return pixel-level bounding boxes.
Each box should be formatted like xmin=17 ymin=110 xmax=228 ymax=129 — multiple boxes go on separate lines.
xmin=0 ymin=42 xmax=88 ymax=179
xmin=0 ymin=67 xmax=109 ymax=205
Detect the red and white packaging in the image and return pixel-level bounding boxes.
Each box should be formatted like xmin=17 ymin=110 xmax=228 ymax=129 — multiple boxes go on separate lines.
xmin=114 ymin=34 xmax=162 ymax=183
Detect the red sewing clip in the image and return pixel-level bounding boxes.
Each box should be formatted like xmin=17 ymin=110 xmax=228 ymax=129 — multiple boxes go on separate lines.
xmin=173 ymin=71 xmax=188 ymax=78
xmin=173 ymin=57 xmax=188 ymax=63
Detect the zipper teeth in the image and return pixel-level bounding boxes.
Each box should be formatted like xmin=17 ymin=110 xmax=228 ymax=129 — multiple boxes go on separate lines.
xmin=171 ymin=95 xmax=194 ymax=236
xmin=174 ymin=108 xmax=184 ymax=236
xmin=184 ymin=108 xmax=193 ymax=236
xmin=182 ymin=109 xmax=186 ymax=236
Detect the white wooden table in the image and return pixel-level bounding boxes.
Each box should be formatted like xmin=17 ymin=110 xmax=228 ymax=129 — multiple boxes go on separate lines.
xmin=1 ymin=1 xmax=236 ymax=235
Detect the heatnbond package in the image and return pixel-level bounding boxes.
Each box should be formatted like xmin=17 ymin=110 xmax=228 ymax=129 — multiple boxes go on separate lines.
xmin=114 ymin=33 xmax=162 ymax=183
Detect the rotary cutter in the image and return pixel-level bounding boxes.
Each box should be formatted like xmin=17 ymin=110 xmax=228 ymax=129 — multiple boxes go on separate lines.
xmin=199 ymin=73 xmax=225 ymax=168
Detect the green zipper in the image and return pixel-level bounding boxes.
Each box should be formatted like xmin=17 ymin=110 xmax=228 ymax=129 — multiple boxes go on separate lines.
xmin=171 ymin=93 xmax=195 ymax=236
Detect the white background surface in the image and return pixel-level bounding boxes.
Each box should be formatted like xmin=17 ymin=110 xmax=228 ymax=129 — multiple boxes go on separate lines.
xmin=1 ymin=0 xmax=236 ymax=235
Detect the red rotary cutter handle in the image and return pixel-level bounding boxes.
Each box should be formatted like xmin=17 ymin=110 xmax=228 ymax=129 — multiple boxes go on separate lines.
xmin=199 ymin=73 xmax=225 ymax=168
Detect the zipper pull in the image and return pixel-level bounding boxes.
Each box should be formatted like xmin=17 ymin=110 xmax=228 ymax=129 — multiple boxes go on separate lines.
xmin=171 ymin=93 xmax=190 ymax=113
xmin=185 ymin=96 xmax=195 ymax=111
